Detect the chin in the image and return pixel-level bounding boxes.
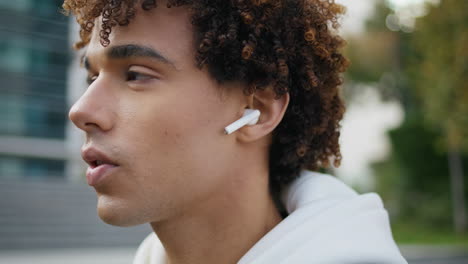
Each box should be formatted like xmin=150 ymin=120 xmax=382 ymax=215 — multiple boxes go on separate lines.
xmin=96 ymin=195 xmax=146 ymax=227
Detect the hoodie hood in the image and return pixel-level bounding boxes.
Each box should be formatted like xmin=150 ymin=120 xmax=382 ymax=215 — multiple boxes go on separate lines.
xmin=238 ymin=170 xmax=407 ymax=264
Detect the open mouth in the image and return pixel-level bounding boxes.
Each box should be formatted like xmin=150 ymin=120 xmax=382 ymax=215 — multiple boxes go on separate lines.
xmin=89 ymin=160 xmax=118 ymax=169
xmin=81 ymin=147 xmax=120 ymax=169
xmin=81 ymin=147 xmax=120 ymax=186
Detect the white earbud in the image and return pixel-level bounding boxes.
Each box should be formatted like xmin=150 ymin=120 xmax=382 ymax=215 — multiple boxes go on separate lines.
xmin=224 ymin=109 xmax=261 ymax=135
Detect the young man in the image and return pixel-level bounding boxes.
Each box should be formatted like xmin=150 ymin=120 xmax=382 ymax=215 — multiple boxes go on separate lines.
xmin=65 ymin=0 xmax=407 ymax=263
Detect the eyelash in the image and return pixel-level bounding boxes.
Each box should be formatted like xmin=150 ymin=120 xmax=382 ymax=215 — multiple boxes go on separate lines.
xmin=126 ymin=71 xmax=151 ymax=82
xmin=86 ymin=71 xmax=152 ymax=85
xmin=86 ymin=76 xmax=97 ymax=85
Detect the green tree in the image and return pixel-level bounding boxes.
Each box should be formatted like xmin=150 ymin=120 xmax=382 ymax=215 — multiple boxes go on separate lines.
xmin=343 ymin=0 xmax=399 ymax=102
xmin=345 ymin=0 xmax=468 ymax=237
xmin=409 ymin=0 xmax=468 ymax=233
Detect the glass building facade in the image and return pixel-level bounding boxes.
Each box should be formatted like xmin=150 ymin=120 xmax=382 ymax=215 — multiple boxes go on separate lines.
xmin=0 ymin=0 xmax=70 ymax=179
xmin=0 ymin=1 xmax=152 ymax=252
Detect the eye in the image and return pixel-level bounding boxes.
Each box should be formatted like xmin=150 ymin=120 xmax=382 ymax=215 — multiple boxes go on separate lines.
xmin=86 ymin=75 xmax=98 ymax=85
xmin=126 ymin=71 xmax=153 ymax=82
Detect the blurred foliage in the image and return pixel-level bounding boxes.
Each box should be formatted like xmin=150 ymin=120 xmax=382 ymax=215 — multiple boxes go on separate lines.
xmin=408 ymin=0 xmax=468 ymax=152
xmin=373 ymin=111 xmax=468 ymax=228
xmin=345 ymin=33 xmax=398 ymax=84
xmin=392 ymin=220 xmax=468 ymax=245
xmin=343 ymin=1 xmax=410 ymax=104
xmin=345 ymin=0 xmax=396 ymax=84
xmin=344 ymin=0 xmax=468 ymax=241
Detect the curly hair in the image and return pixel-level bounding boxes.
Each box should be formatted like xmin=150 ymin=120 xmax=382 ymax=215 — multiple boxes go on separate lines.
xmin=63 ymin=0 xmax=348 ymax=213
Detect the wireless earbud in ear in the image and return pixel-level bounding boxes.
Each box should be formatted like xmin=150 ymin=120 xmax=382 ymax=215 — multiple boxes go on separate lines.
xmin=224 ymin=109 xmax=261 ymax=135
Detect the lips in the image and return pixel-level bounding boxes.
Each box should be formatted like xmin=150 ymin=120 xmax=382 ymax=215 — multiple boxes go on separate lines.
xmin=81 ymin=147 xmax=119 ymax=186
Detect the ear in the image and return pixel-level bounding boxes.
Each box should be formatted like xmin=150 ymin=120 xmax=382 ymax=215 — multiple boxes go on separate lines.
xmin=236 ymin=87 xmax=290 ymax=143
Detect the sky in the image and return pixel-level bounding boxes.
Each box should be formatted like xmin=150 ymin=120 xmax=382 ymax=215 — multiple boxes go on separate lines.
xmin=334 ymin=87 xmax=404 ymax=190
xmin=336 ymin=0 xmax=376 ymax=35
xmin=336 ymin=0 xmax=434 ymax=34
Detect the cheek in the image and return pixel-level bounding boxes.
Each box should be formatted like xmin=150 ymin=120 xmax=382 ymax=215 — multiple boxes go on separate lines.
xmin=134 ymin=103 xmax=225 ymax=176
xmin=125 ymin=92 xmax=230 ymax=190
xmin=128 ymin=85 xmax=229 ymax=159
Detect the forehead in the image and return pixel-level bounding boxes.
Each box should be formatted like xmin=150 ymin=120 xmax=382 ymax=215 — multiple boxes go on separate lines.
xmin=86 ymin=5 xmax=194 ymax=66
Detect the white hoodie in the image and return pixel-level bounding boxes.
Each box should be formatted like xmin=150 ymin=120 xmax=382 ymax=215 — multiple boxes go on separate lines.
xmin=133 ymin=170 xmax=407 ymax=264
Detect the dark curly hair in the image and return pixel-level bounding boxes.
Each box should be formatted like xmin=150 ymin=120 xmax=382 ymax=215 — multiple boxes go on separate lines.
xmin=63 ymin=0 xmax=349 ymax=213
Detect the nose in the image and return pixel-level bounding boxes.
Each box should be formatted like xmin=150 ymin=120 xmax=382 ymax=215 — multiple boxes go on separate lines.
xmin=69 ymin=81 xmax=114 ymax=133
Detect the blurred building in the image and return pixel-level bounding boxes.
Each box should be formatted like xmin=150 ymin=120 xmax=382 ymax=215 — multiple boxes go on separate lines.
xmin=0 ymin=0 xmax=150 ymax=250
xmin=0 ymin=1 xmax=69 ymax=179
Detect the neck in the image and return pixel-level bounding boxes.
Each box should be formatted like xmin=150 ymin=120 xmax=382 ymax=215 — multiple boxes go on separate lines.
xmin=150 ymin=165 xmax=282 ymax=264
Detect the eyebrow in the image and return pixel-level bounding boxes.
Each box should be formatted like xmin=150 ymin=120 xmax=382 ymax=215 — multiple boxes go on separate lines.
xmin=83 ymin=44 xmax=177 ymax=70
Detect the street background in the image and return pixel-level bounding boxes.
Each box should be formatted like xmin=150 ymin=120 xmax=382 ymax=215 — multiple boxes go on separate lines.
xmin=0 ymin=0 xmax=467 ymax=263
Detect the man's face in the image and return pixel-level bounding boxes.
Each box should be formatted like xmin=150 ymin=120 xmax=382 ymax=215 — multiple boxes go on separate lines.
xmin=69 ymin=5 xmax=248 ymax=226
